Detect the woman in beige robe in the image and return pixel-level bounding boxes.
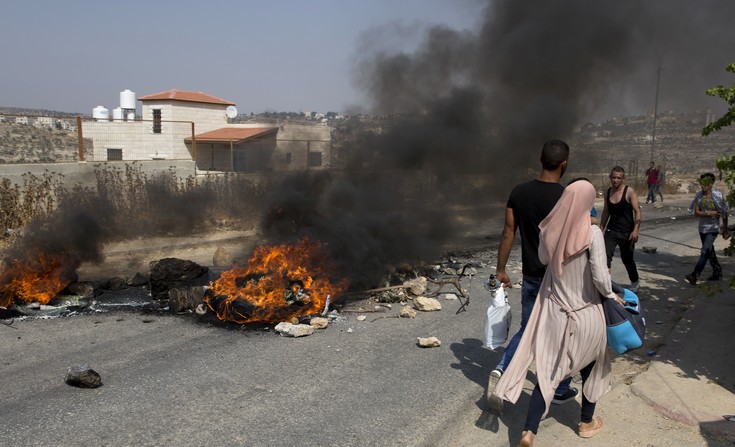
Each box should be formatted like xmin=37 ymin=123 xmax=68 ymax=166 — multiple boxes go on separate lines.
xmin=492 ymin=180 xmax=620 ymax=446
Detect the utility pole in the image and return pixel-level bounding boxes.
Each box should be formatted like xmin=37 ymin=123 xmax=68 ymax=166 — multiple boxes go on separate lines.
xmin=650 ymin=65 xmax=661 ymax=163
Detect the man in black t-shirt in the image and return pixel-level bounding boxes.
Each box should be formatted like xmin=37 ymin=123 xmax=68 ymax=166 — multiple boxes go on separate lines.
xmin=599 ymin=166 xmax=641 ymax=292
xmin=487 ymin=139 xmax=578 ymax=414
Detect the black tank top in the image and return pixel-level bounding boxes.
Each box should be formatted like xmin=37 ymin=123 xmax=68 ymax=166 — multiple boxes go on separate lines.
xmin=606 ymin=186 xmax=635 ymax=232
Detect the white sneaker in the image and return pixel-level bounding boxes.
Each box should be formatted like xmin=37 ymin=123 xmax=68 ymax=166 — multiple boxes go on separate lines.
xmin=487 ymin=369 xmax=504 ymax=415
xmin=630 ymin=281 xmax=640 ymax=294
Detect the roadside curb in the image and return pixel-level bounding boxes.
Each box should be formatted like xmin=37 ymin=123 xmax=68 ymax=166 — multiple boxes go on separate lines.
xmin=630 ymin=286 xmax=735 ymax=442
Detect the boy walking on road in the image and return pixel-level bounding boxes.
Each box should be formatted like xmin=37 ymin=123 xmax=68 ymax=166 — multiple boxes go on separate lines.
xmin=655 ymin=165 xmax=665 ymax=202
xmin=487 ymin=139 xmax=578 ymax=414
xmin=645 ymin=162 xmax=659 ymax=204
xmin=685 ymin=173 xmax=730 ymax=285
xmin=599 ymin=166 xmax=642 ymax=293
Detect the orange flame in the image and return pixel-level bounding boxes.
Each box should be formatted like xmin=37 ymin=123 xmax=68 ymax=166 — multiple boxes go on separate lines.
xmin=0 ymin=252 xmax=77 ymax=308
xmin=204 ymin=238 xmax=348 ymax=324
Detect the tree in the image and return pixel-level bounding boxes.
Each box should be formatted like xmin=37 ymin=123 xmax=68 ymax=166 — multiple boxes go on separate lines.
xmin=702 ymin=63 xmax=735 ymax=136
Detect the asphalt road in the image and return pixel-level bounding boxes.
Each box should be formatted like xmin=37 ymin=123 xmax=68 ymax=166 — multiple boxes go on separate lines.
xmin=0 ymin=270 xmax=497 ymax=446
xmin=0 ymin=195 xmax=727 ymax=447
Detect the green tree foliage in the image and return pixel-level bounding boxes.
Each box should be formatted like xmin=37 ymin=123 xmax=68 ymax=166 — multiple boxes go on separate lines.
xmin=702 ymin=63 xmax=735 ymax=136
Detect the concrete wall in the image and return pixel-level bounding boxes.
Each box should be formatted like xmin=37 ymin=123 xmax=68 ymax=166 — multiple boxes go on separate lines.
xmin=0 ymin=160 xmax=197 ymax=188
xmin=83 ymin=119 xmax=195 ymax=161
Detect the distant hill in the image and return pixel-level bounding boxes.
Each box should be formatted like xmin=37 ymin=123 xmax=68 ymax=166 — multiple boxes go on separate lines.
xmin=569 ymin=110 xmax=735 ymax=176
xmin=0 ymin=122 xmax=85 ymax=163
xmin=0 ymin=107 xmax=731 ymax=178
xmin=0 ymin=107 xmax=85 ymax=118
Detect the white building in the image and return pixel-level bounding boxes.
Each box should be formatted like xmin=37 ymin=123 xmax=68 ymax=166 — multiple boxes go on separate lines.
xmin=82 ymin=89 xmax=331 ymax=173
xmin=35 ymin=117 xmax=55 ymax=128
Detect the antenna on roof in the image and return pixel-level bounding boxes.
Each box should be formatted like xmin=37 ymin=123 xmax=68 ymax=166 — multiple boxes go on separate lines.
xmin=226 ymin=105 xmax=238 ymax=119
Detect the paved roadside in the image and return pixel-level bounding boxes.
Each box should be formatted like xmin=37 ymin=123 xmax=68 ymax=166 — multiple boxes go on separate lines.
xmin=631 ymin=196 xmax=735 ymax=443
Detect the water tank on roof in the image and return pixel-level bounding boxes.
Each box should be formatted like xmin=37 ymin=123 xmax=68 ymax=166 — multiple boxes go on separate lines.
xmin=92 ymin=106 xmax=109 ymax=121
xmin=120 ymin=89 xmax=136 ymax=109
xmin=112 ymin=107 xmax=123 ymax=121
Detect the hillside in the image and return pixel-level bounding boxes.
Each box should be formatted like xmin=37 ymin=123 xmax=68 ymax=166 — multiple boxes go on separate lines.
xmin=0 ymin=122 xmax=83 ymax=163
xmin=570 ymin=110 xmax=735 ymax=176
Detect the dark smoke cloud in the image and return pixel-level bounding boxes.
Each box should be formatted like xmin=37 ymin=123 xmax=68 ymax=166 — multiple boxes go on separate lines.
xmin=356 ymin=0 xmax=735 ymax=168
xmin=263 ymin=0 xmax=735 ymax=288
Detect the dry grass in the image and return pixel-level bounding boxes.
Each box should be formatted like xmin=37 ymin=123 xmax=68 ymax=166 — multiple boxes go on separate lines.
xmin=0 ymin=164 xmax=265 ymax=249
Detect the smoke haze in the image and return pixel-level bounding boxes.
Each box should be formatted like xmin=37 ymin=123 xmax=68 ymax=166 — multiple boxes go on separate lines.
xmin=263 ymin=0 xmax=735 ymax=287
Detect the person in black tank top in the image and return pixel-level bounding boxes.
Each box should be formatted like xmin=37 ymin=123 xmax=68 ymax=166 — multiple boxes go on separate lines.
xmin=599 ymin=166 xmax=642 ymax=292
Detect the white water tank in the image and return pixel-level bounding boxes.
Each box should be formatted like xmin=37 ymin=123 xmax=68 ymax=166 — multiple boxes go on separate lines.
xmin=120 ymin=89 xmax=136 ymax=109
xmin=92 ymin=105 xmax=109 ymax=121
xmin=112 ymin=107 xmax=123 ymax=121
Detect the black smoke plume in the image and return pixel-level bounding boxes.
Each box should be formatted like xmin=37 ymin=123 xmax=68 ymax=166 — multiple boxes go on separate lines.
xmin=262 ymin=0 xmax=735 ymax=288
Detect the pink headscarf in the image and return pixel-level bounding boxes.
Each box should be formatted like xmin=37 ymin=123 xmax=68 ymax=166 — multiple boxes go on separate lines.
xmin=538 ymin=181 xmax=596 ymax=277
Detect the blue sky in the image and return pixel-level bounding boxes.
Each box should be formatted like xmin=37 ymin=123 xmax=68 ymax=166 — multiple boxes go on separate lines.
xmin=0 ymin=0 xmax=484 ymax=115
xmin=4 ymin=0 xmax=735 ymax=121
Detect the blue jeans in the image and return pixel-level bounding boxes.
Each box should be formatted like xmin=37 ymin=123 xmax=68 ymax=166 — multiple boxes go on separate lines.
xmin=646 ymin=184 xmax=657 ymax=203
xmin=495 ymin=277 xmax=572 ymax=396
xmin=694 ymin=232 xmax=721 ymax=278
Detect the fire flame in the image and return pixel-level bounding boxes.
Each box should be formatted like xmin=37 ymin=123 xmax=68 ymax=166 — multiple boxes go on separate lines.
xmin=0 ymin=252 xmax=77 ymax=308
xmin=204 ymin=238 xmax=348 ymax=324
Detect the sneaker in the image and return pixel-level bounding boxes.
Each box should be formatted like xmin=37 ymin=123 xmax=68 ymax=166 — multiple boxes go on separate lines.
xmin=707 ymin=272 xmax=722 ymax=281
xmin=552 ymin=387 xmax=579 ymax=405
xmin=685 ymin=273 xmax=697 ymax=285
xmin=487 ymin=369 xmax=504 ymax=415
xmin=629 ymin=280 xmax=640 ymax=294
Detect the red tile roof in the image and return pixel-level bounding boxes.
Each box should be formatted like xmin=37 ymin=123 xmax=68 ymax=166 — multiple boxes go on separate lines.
xmin=185 ymin=127 xmax=278 ymax=144
xmin=138 ymin=89 xmax=235 ymax=106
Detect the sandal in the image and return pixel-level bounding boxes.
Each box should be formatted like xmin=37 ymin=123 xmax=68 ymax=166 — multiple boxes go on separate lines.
xmin=517 ymin=430 xmax=534 ymax=446
xmin=578 ymin=416 xmax=603 ymax=438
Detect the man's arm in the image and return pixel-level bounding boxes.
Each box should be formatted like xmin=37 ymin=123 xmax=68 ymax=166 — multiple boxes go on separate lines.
xmin=715 ymin=191 xmax=730 ymax=240
xmin=722 ymin=213 xmax=730 ymax=240
xmin=694 ymin=202 xmax=707 ymax=217
xmin=599 ymin=193 xmax=610 ymax=230
xmin=628 ymin=187 xmax=642 ymax=242
xmin=496 ymin=207 xmax=516 ymax=287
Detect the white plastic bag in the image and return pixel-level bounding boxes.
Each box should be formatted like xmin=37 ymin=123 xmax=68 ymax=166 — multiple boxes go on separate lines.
xmin=484 ymin=277 xmax=512 ymax=350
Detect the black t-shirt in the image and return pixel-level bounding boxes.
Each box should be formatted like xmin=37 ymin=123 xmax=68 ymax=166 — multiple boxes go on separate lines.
xmin=507 ymin=179 xmax=565 ymax=277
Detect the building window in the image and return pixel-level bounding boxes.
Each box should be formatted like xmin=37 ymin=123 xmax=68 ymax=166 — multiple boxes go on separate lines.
xmin=152 ymin=109 xmax=162 ymax=134
xmin=285 ymin=152 xmax=292 ymax=163
xmin=107 ymin=148 xmax=123 ymax=161
xmin=307 ymin=151 xmax=322 ymax=167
